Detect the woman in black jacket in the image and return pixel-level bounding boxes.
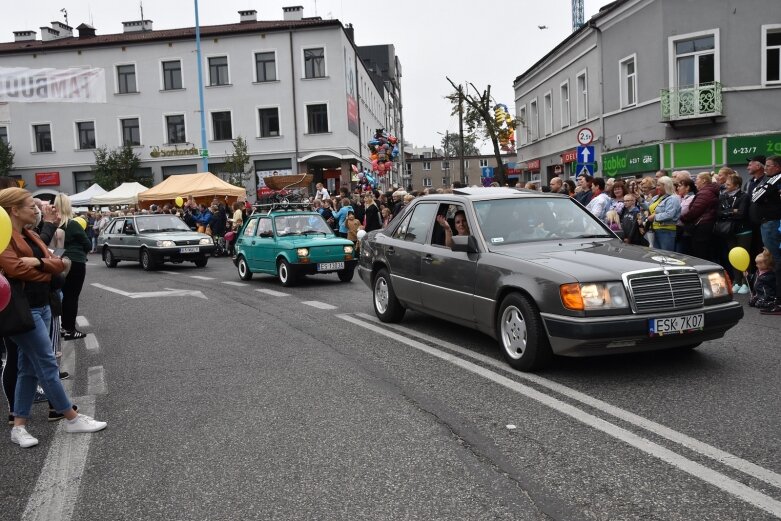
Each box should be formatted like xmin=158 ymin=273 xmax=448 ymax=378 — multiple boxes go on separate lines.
xmin=363 ymin=193 xmax=382 ymax=232
xmin=716 ymin=173 xmax=751 ymax=292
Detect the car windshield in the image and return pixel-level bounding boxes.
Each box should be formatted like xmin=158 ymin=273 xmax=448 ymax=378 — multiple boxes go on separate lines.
xmin=135 ymin=215 xmax=192 ymax=233
xmin=474 ymin=197 xmax=612 ymax=245
xmin=274 ymin=214 xmax=332 ymax=236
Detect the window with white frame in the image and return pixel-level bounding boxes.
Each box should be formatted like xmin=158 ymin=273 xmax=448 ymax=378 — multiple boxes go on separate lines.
xmin=763 ymin=25 xmax=781 ymax=85
xmin=620 ymin=55 xmax=637 ymax=107
xmin=518 ymin=105 xmax=527 ymax=145
xmin=258 ymin=108 xmax=280 ymax=138
xmin=479 ymin=159 xmax=488 ymax=168
xmin=306 ymin=104 xmax=328 ymax=134
xmin=117 ymin=64 xmax=137 ymax=93
xmin=0 ymin=126 xmax=8 ymax=145
xmin=529 ymin=99 xmax=538 ymax=141
xmin=255 ymin=52 xmax=277 ymax=82
xmin=560 ymin=81 xmax=570 ymax=128
xmin=423 ymin=161 xmax=431 ymax=171
xmin=441 ymin=160 xmax=450 ymax=170
xmin=165 ymin=114 xmax=186 ymax=144
xmin=33 ymin=124 xmax=52 ymax=152
xmin=76 ymin=121 xmax=96 ymax=150
xmin=304 ymin=48 xmax=325 ymax=78
xmin=464 ymin=160 xmax=470 ymax=169
xmin=211 ymin=112 xmax=232 ymax=141
xmin=120 ymin=118 xmax=140 ymax=146
xmin=576 ymin=71 xmax=588 ymax=122
xmin=405 ymin=163 xmax=412 ymax=175
xmin=672 ymin=33 xmax=716 ymax=89
xmin=208 ymin=56 xmax=230 ymax=86
xmin=543 ymin=92 xmax=553 ymax=135
xmin=162 ymin=60 xmax=182 ymax=90
xmin=423 ymin=178 xmax=432 ymax=187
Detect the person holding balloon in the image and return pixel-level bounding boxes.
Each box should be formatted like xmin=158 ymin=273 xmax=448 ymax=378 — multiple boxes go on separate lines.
xmin=53 ymin=193 xmax=92 ymax=341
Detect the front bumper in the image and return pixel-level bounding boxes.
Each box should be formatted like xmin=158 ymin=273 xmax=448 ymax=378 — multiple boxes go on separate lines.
xmin=289 ymin=259 xmax=358 ymax=276
xmin=152 ymin=245 xmax=215 ymax=261
xmin=541 ymin=300 xmax=743 ymax=356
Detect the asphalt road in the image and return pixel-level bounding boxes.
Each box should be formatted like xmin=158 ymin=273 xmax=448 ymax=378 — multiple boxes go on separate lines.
xmin=1 ymin=253 xmax=779 ymax=520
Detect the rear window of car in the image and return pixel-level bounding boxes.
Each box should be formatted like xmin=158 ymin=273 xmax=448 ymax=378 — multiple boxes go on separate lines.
xmin=243 ymin=218 xmax=258 ymax=236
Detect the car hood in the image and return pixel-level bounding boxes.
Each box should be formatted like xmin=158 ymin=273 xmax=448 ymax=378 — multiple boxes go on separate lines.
xmin=141 ymin=231 xmax=210 ymax=240
xmin=491 ymin=238 xmax=717 ymax=280
xmin=276 ymin=235 xmax=354 ymax=248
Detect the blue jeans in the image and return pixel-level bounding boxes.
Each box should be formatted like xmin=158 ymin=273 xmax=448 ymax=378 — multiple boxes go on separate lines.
xmin=653 ymin=229 xmax=676 ymax=252
xmin=760 ymin=220 xmax=781 ymax=265
xmin=10 ymin=306 xmax=73 ymax=418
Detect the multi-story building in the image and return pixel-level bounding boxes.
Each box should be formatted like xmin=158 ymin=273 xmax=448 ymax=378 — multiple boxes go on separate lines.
xmin=404 ymin=147 xmax=515 ymax=191
xmin=514 ymin=0 xmax=781 ymax=185
xmin=0 ymin=6 xmax=398 ymax=199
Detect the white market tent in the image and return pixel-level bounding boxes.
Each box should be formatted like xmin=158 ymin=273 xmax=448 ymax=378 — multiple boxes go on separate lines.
xmin=69 ymin=183 xmax=107 ymax=206
xmin=90 ymin=182 xmax=149 ymax=206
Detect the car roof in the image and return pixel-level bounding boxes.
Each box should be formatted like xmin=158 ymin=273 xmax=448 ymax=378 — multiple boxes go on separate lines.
xmin=418 ymin=187 xmax=566 ymax=202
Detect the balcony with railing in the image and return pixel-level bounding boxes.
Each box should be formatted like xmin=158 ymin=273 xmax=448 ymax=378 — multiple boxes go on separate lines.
xmin=660 ymin=81 xmax=723 ymax=123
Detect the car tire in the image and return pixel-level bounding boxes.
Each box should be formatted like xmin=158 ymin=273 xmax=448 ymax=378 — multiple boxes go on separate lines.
xmin=277 ymin=259 xmax=297 ymax=287
xmin=497 ymin=293 xmax=552 ymax=371
xmin=237 ymin=256 xmax=253 ymax=280
xmin=373 ymin=268 xmax=405 ymax=322
xmin=140 ymin=249 xmax=158 ymax=271
xmin=194 ymin=256 xmax=208 ymax=268
xmin=104 ymin=248 xmax=118 ymax=268
xmin=337 ymin=267 xmax=354 ymax=282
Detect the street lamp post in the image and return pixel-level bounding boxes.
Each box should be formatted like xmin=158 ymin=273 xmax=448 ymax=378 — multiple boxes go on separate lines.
xmin=437 ymin=131 xmax=451 ymax=187
xmin=194 ymin=0 xmax=209 ymax=172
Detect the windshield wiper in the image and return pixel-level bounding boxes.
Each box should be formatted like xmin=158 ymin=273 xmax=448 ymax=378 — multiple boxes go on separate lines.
xmin=572 ymin=234 xmax=613 ymax=239
xmin=300 ymin=230 xmax=327 ymax=235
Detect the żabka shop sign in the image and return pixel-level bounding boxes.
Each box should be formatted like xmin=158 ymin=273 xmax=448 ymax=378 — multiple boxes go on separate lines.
xmin=726 ymin=133 xmax=781 ymax=164
xmin=602 ymin=145 xmax=659 ymax=177
xmin=0 ymin=66 xmax=106 ymax=103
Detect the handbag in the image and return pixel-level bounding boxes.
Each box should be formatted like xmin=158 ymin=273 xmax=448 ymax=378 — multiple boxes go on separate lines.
xmin=0 ymin=276 xmax=35 ymax=337
xmin=713 ymin=219 xmax=736 ymax=237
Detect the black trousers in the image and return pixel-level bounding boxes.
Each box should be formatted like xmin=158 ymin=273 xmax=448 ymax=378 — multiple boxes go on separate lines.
xmin=61 ymin=261 xmax=86 ymax=331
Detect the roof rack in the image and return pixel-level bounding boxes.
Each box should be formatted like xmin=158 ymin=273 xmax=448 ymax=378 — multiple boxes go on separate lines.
xmin=252 ymin=201 xmax=312 ymax=215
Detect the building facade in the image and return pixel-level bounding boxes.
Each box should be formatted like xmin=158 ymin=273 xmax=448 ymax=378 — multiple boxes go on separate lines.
xmin=404 ymin=148 xmax=515 ymax=192
xmin=514 ymin=0 xmax=781 ymax=184
xmin=0 ymin=7 xmax=398 ymax=199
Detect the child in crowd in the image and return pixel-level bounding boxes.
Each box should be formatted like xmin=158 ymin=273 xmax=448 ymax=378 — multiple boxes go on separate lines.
xmin=346 ymin=212 xmax=361 ymax=244
xmin=746 ymin=248 xmax=776 ymax=310
xmin=605 ymin=210 xmax=621 ymax=232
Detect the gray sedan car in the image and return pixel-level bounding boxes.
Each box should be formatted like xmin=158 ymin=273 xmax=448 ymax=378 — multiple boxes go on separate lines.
xmin=358 ymin=187 xmax=743 ymax=371
xmin=97 ymin=214 xmax=215 ymax=270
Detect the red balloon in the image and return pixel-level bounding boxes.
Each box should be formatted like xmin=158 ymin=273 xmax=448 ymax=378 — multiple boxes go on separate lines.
xmin=0 ymin=273 xmax=10 ymax=312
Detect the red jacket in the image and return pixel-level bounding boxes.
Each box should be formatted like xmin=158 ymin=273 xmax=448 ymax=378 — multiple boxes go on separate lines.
xmin=681 ymin=182 xmax=719 ymax=224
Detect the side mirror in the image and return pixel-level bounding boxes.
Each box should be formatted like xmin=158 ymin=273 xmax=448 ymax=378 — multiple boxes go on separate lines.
xmin=451 ymin=234 xmax=479 ymax=253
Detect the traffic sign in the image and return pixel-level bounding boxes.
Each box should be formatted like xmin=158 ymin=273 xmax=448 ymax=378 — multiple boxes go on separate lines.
xmin=199 ymin=148 xmax=209 ymax=158
xmin=576 ymin=163 xmax=594 ymax=177
xmin=577 ymin=127 xmax=594 ymax=146
xmin=577 ymin=146 xmax=595 ymax=164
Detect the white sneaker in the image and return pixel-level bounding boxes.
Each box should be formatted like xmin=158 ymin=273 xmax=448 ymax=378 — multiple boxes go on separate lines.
xmin=63 ymin=414 xmax=107 ymax=434
xmin=732 ymin=283 xmax=740 ymax=292
xmin=11 ymin=426 xmax=39 ymax=448
xmin=737 ymin=284 xmax=750 ymax=294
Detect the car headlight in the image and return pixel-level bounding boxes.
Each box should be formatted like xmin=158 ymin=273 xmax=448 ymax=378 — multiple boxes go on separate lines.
xmin=297 ymin=248 xmax=309 ymax=257
xmin=700 ymin=270 xmax=731 ymax=299
xmin=560 ymin=282 xmax=629 ymax=311
xmin=343 ymin=245 xmax=354 ymax=254
xmin=156 ymin=240 xmax=176 ymax=247
xmin=199 ymin=238 xmax=212 ymax=245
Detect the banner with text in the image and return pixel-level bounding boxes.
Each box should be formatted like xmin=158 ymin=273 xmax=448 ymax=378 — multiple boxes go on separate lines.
xmin=0 ymin=66 xmax=106 ymax=103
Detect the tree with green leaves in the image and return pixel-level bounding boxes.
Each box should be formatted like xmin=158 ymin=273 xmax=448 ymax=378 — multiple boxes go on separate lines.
xmin=439 ymin=131 xmax=479 ymax=159
xmin=93 ymin=144 xmax=141 ymax=190
xmin=446 ymin=78 xmax=519 ymax=185
xmin=0 ymin=140 xmax=14 ymax=176
xmin=222 ymin=136 xmax=251 ymax=191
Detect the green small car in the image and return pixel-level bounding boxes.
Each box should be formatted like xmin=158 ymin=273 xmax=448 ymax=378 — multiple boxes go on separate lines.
xmin=234 ymin=208 xmax=357 ymax=286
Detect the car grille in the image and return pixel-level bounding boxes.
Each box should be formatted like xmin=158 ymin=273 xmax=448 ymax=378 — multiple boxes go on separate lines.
xmin=175 ymin=239 xmax=202 ymax=246
xmin=628 ymin=271 xmax=703 ymax=313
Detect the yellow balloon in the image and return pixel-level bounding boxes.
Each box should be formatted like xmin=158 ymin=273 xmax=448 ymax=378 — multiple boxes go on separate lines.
xmin=175 ymin=196 xmax=184 ymax=207
xmin=728 ymin=246 xmax=750 ymax=272
xmin=0 ymin=206 xmax=11 ymax=253
xmin=73 ymin=216 xmax=87 ymax=230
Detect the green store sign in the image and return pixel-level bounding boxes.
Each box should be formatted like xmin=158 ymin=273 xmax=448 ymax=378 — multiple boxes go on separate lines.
xmin=602 ymin=145 xmax=659 ymax=177
xmin=726 ymin=133 xmax=781 ymax=165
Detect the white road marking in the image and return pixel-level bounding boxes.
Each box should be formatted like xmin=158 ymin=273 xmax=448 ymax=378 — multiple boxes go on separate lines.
xmin=158 ymin=270 xmax=180 ymax=275
xmin=355 ymin=312 xmax=781 ymax=492
xmin=302 ymin=300 xmax=337 ymax=310
xmin=76 ymin=316 xmax=89 ymax=328
xmin=257 ymin=289 xmax=290 ymax=297
xmin=87 ymin=366 xmax=107 ymax=395
xmin=339 ymin=313 xmax=781 ymax=517
xmin=190 ymin=275 xmax=214 ymax=280
xmin=221 ymin=281 xmax=248 ymax=287
xmin=84 ymin=333 xmax=100 ymax=354
xmin=60 ymin=340 xmax=75 ymax=396
xmin=90 ymin=283 xmax=131 ymax=297
xmin=22 ymin=395 xmax=97 ymax=521
xmin=91 ymin=283 xmax=206 ymax=299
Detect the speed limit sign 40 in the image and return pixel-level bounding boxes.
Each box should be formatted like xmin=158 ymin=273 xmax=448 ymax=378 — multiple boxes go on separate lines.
xmin=577 ymin=127 xmax=594 ymax=146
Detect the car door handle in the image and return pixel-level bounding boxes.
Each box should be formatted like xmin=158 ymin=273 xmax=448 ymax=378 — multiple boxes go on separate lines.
xmin=387 ymin=246 xmax=395 ymax=255
xmin=423 ymin=254 xmax=433 ymax=263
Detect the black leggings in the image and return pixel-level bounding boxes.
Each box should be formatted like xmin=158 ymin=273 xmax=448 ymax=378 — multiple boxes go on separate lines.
xmin=61 ymin=261 xmax=86 ymax=331
xmin=1 ymin=337 xmax=18 ymax=413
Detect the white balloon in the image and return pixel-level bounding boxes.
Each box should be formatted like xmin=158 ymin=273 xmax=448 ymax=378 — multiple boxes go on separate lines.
xmin=357 ymin=229 xmax=367 ymax=240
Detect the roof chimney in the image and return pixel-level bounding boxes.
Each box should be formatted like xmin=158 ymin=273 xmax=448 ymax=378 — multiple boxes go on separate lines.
xmin=239 ymin=10 xmax=257 ymax=22
xmin=122 ymin=20 xmax=153 ymax=33
xmin=13 ymin=30 xmax=37 ymax=42
xmin=50 ymin=21 xmax=73 ymax=37
xmin=344 ymin=23 xmax=354 ymax=43
xmin=39 ymin=26 xmax=61 ymax=42
xmin=283 ymin=6 xmax=304 ymax=21
xmin=76 ymin=23 xmax=96 ymax=38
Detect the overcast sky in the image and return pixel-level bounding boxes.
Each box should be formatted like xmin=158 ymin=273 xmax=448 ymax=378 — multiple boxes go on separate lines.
xmin=1 ymin=0 xmax=611 ymax=153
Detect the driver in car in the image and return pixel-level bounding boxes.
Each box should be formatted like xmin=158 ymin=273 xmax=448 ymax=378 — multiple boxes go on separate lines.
xmin=436 ymin=210 xmax=470 ymax=248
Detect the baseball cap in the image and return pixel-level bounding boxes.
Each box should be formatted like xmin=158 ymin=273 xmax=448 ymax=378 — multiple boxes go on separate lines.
xmin=747 ymin=155 xmax=766 ymax=164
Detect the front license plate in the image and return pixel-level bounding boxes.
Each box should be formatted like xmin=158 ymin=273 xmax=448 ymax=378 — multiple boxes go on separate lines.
xmin=317 ymin=261 xmax=344 ymax=271
xmin=180 ymin=247 xmax=199 ymax=253
xmin=649 ymin=313 xmax=704 ymax=336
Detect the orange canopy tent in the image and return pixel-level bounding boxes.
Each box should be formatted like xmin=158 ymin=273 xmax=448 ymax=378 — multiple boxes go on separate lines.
xmin=136 ymin=172 xmax=246 ymax=209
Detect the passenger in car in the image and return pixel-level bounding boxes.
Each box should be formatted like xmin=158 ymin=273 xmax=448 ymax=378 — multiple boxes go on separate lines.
xmin=436 ymin=210 xmax=470 ymax=248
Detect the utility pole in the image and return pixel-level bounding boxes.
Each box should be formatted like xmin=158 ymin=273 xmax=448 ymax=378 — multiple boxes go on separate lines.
xmin=458 ymin=84 xmax=466 ymax=185
xmin=445 ymin=130 xmax=450 ymax=186
xmin=194 ymin=0 xmax=209 ymax=172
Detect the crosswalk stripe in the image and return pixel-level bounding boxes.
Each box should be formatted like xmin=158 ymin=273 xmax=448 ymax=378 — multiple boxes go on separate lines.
xmin=257 ymin=289 xmax=290 ymax=297
xmin=301 ymin=300 xmax=337 ymax=310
